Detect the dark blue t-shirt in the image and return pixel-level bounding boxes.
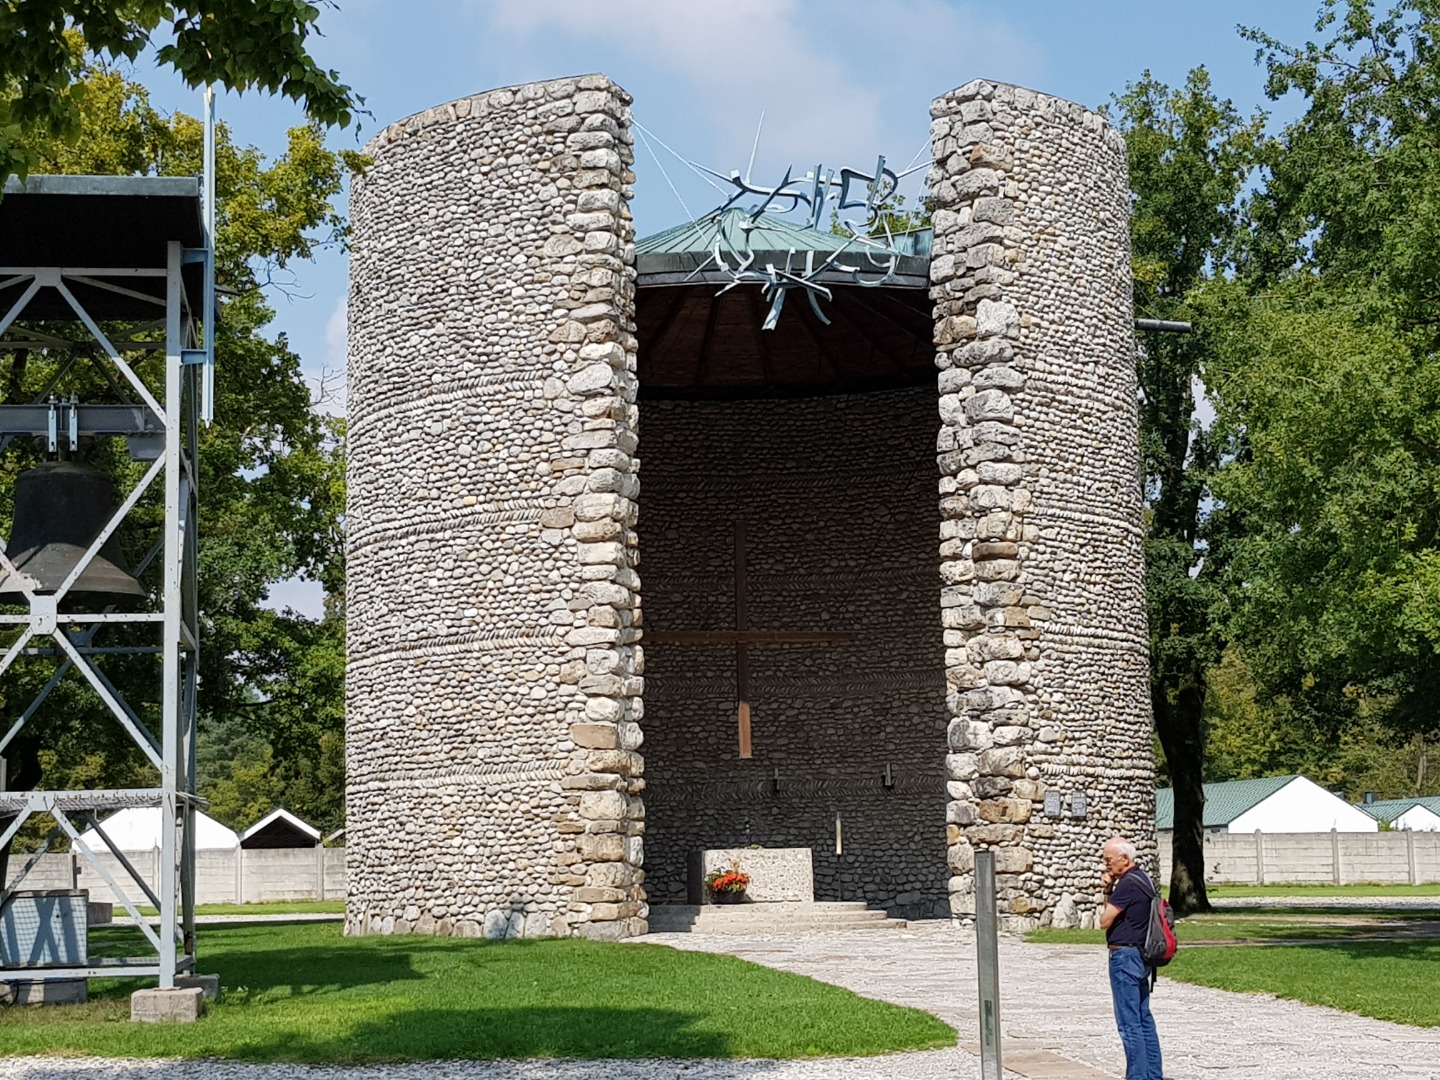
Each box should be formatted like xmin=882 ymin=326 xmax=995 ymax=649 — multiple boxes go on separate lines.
xmin=1105 ymin=868 xmax=1154 ymax=947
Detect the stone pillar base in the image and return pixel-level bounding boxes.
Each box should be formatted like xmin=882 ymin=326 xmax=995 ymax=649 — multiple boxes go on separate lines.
xmin=131 ymin=986 xmax=204 ymax=1022
xmin=175 ymin=973 xmax=220 ymax=1000
xmin=0 ymin=978 xmax=87 ymax=1006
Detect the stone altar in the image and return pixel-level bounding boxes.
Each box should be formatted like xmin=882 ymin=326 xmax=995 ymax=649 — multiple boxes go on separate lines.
xmin=688 ymin=847 xmax=814 ymax=904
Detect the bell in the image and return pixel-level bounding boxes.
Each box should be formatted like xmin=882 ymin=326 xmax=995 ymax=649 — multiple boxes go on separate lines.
xmin=0 ymin=461 xmax=146 ymax=602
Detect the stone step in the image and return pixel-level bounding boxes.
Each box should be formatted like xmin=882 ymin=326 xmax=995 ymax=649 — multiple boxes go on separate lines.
xmin=647 ymin=902 xmax=908 ymax=934
xmin=691 ymin=907 xmax=891 ymax=922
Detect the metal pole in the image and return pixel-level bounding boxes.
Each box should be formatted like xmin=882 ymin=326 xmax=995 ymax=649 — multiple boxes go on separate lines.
xmin=975 ymin=849 xmax=1003 ymax=1080
xmin=158 ymin=240 xmax=183 ymax=988
xmin=201 ymin=86 xmax=216 ymax=424
xmin=1134 ymin=318 xmax=1192 ymax=334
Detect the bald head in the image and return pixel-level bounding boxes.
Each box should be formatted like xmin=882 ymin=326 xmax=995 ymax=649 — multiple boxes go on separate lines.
xmin=1103 ymin=837 xmax=1137 ymax=871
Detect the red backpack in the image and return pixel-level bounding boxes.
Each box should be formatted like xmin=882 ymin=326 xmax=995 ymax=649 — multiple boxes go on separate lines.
xmin=1134 ymin=871 xmax=1178 ymax=968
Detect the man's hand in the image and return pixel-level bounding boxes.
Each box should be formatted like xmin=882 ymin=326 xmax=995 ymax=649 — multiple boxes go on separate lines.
xmin=1101 ymin=870 xmax=1115 ymax=891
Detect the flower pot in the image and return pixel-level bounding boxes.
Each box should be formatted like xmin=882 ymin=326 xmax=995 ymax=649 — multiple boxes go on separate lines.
xmin=712 ymin=890 xmax=746 ymax=905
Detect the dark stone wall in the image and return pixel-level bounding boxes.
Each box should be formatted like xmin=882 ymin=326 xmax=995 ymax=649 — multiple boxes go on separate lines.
xmin=638 ymin=385 xmax=950 ymax=919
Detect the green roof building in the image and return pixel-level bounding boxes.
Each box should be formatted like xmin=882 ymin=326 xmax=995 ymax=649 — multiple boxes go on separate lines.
xmin=1357 ymin=796 xmax=1440 ymax=831
xmin=1156 ymin=775 xmax=1380 ymax=833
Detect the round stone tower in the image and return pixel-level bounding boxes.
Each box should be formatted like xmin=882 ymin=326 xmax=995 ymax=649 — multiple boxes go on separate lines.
xmin=928 ymin=80 xmax=1152 ymax=927
xmin=345 ymin=75 xmax=646 ymax=941
xmin=345 ymin=73 xmax=1151 ymax=939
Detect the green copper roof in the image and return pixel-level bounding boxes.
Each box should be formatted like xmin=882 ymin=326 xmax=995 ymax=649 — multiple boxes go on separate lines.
xmin=1358 ymin=796 xmax=1440 ymax=823
xmin=1155 ymin=775 xmax=1298 ymax=829
xmin=634 ymin=208 xmax=932 ymax=287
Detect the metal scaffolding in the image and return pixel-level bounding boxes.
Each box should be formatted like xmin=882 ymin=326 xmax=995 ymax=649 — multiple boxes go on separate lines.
xmin=0 ymin=174 xmax=210 ymax=986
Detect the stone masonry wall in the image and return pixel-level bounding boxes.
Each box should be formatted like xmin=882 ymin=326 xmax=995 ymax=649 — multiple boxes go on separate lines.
xmin=928 ymin=80 xmax=1153 ymax=929
xmin=346 ymin=75 xmax=646 ymax=941
xmin=640 ymin=388 xmax=951 ymax=920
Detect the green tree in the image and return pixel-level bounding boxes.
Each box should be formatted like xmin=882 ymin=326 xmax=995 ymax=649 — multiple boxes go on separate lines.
xmin=1203 ymin=646 xmax=1437 ymax=796
xmin=1207 ymin=0 xmax=1440 ymax=768
xmin=0 ymin=63 xmax=350 ymax=865
xmin=0 ymin=2 xmax=361 ymax=184
xmin=1110 ymin=70 xmax=1262 ymax=915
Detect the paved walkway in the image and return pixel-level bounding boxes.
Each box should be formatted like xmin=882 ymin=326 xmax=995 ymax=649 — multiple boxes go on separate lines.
xmin=648 ymin=922 xmax=1440 ymax=1079
xmin=5 ymin=922 xmax=1440 ymax=1079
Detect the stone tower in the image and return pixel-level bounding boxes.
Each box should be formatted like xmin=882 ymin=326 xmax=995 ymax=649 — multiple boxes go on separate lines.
xmin=927 ymin=81 xmax=1152 ymax=924
xmin=345 ymin=74 xmax=1151 ymax=939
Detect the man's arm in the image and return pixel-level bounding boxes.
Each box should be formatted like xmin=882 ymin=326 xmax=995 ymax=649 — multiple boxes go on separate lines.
xmin=1100 ymin=899 xmax=1123 ymax=929
xmin=1100 ymin=872 xmax=1128 ymax=929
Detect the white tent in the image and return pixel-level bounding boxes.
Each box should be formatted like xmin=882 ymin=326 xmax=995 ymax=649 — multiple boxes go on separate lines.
xmin=77 ymin=806 xmax=240 ymax=852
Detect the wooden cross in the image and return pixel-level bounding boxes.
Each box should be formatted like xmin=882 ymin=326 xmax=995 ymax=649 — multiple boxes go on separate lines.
xmin=646 ymin=520 xmax=855 ymax=758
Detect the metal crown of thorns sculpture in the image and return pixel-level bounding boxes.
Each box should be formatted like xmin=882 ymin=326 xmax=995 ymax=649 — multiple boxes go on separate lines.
xmin=683 ymin=155 xmax=919 ymax=329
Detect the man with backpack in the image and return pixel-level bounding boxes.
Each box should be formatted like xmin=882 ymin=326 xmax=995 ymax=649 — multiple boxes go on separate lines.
xmin=1100 ymin=836 xmax=1165 ymax=1080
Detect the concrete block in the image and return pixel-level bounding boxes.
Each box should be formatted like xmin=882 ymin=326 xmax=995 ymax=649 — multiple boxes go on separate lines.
xmin=131 ymin=986 xmax=204 ymax=1022
xmin=0 ymin=978 xmax=87 ymax=1005
xmin=176 ymin=973 xmax=220 ymax=1000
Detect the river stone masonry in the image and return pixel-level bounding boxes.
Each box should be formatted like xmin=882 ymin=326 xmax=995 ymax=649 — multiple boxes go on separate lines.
xmin=346 ymin=74 xmax=646 ymax=941
xmin=929 ymin=80 xmax=1153 ymax=929
xmin=345 ymin=73 xmax=1154 ymax=940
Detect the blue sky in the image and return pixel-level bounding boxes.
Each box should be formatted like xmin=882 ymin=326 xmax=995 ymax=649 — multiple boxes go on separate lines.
xmin=136 ymin=0 xmax=1327 ymax=614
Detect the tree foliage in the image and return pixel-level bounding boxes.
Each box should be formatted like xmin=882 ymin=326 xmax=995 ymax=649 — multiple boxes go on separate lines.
xmin=1206 ymin=0 xmax=1440 ymax=750
xmin=1111 ymin=69 xmax=1262 ymax=915
xmin=1 ymin=63 xmax=349 ymax=849
xmin=0 ymin=2 xmax=361 ymax=185
xmin=1205 ymin=647 xmax=1439 ymax=797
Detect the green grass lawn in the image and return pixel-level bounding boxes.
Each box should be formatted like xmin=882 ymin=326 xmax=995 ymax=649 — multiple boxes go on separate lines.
xmin=1026 ymin=918 xmax=1440 ymax=1027
xmin=1205 ymin=883 xmax=1440 ymax=898
xmin=1168 ymin=942 xmax=1440 ymax=1027
xmin=0 ymin=923 xmax=954 ymax=1062
xmin=1027 ymin=913 xmax=1435 ymax=945
xmin=133 ymin=900 xmax=346 ymax=917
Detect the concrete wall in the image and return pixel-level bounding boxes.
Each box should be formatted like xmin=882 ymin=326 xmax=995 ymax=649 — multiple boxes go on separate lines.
xmin=1157 ymin=831 xmax=1440 ymax=885
xmin=928 ymin=79 xmax=1150 ymax=930
xmin=4 ymin=849 xmax=346 ymax=905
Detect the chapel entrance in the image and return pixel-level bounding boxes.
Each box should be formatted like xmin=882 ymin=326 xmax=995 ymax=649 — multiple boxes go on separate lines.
xmin=634 ymin=210 xmax=953 ymax=919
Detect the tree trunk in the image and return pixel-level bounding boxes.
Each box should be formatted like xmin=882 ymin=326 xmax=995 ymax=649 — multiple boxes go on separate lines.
xmin=0 ymin=741 xmax=43 ymax=895
xmin=1154 ymin=671 xmax=1211 ymax=917
xmin=1415 ymin=733 xmax=1427 ymax=796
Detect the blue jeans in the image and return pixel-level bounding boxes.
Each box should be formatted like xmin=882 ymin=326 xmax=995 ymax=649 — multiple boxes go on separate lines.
xmin=1109 ymin=946 xmax=1162 ymax=1080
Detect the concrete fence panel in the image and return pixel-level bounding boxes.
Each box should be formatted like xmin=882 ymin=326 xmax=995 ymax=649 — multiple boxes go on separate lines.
xmin=1156 ymin=831 xmax=1440 ymax=886
xmin=9 ymin=848 xmax=347 ymax=906
xmin=0 ymin=852 xmax=76 ymax=891
xmin=1260 ymin=832 xmax=1334 ymax=884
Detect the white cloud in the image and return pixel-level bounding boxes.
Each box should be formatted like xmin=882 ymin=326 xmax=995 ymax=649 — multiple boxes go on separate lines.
xmin=473 ymin=0 xmax=1042 ymax=221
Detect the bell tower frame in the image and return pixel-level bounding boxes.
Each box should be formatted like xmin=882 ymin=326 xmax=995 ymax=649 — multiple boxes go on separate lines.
xmin=0 ymin=175 xmax=210 ymax=988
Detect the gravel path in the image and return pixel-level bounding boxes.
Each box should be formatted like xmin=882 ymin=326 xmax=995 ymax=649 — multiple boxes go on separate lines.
xmin=5 ymin=921 xmax=1439 ymax=1079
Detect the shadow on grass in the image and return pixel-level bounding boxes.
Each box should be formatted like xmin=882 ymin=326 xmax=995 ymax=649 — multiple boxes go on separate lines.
xmin=220 ymin=1006 xmax=741 ymax=1063
xmin=3 ymin=1006 xmax=766 ymax=1066
xmin=81 ymin=927 xmax=435 ymax=1002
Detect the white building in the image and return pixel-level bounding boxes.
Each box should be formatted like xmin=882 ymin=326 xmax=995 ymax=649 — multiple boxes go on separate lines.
xmin=1157 ymin=775 xmax=1379 ymax=834
xmin=77 ymin=806 xmax=240 ymax=852
xmin=1359 ymin=796 xmax=1440 ymax=832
